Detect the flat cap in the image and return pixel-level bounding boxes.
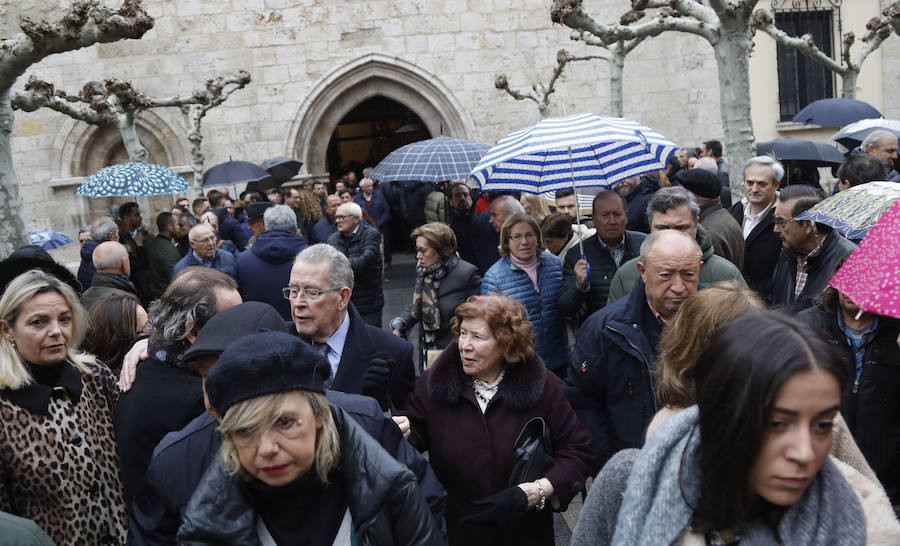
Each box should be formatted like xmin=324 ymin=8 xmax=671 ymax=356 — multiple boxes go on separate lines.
xmin=205 ymin=331 xmax=331 ymax=415
xmin=246 ymin=201 xmax=274 ymax=222
xmin=675 ymin=168 xmax=722 ymax=199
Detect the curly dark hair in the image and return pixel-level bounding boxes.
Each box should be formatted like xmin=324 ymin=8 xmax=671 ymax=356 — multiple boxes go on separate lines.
xmin=451 ymin=295 xmax=535 ymax=364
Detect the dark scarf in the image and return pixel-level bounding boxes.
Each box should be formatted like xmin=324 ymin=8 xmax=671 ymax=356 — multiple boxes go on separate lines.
xmin=147 ymin=337 xmax=191 ymax=370
xmin=243 ymin=467 xmax=346 ymax=545
xmin=0 ymin=359 xmax=83 ymax=415
xmin=413 ymin=253 xmax=459 ymax=336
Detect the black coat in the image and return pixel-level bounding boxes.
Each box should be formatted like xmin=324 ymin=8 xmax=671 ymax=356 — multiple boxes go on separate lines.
xmin=565 ymin=279 xmax=663 ymax=471
xmin=327 ymin=224 xmax=383 ymax=317
xmin=770 ymin=232 xmax=857 ymax=312
xmin=128 ymin=391 xmax=447 ymax=545
xmin=211 ymin=208 xmax=247 ymax=252
xmin=799 ymin=306 xmax=900 ymax=499
xmin=311 ymin=216 xmax=337 ymax=244
xmin=332 ymin=304 xmax=416 ymax=410
xmin=80 ymin=272 xmax=137 ymax=310
xmin=558 ymin=231 xmax=645 ymax=320
xmin=448 ymin=210 xmax=499 ymax=276
xmin=176 ymin=406 xmax=444 ymax=546
xmin=235 ymin=229 xmax=307 ymax=321
xmin=392 ymin=257 xmax=482 ymax=354
xmin=78 ymin=240 xmax=98 ymax=289
xmin=113 ymin=359 xmax=205 ymax=510
xmin=623 ymin=176 xmax=657 ymax=233
xmin=729 ymin=203 xmax=782 ymax=300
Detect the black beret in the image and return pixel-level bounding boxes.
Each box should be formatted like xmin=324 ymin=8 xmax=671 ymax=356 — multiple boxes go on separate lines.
xmin=205 ymin=331 xmax=331 ymax=416
xmin=0 ymin=245 xmax=82 ymax=296
xmin=246 ymin=201 xmax=274 ymax=222
xmin=675 ymin=169 xmax=722 ymax=199
xmin=183 ymin=301 xmax=289 ymax=365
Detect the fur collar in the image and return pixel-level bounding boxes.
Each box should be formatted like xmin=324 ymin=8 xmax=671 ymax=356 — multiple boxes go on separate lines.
xmin=426 ymin=342 xmax=547 ymax=411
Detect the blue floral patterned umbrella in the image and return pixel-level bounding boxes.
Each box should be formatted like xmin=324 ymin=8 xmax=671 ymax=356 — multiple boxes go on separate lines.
xmin=75 ymin=163 xmax=190 ymax=198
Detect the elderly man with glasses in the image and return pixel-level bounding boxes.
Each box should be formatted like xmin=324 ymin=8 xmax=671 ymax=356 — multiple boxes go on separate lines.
xmin=286 ymin=244 xmax=415 ymax=412
xmin=171 ymin=223 xmax=237 ymax=280
xmin=327 ymin=202 xmax=385 ymax=328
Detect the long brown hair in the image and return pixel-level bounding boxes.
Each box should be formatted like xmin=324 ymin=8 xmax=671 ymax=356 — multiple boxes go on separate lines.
xmin=81 ymin=292 xmax=143 ymax=374
xmin=656 ymin=281 xmax=765 ymax=408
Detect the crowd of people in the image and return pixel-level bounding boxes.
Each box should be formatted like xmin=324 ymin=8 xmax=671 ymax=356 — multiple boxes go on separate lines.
xmin=0 ymin=135 xmax=899 ymax=545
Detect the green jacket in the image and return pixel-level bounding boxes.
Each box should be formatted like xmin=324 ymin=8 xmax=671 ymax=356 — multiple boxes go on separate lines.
xmin=145 ymin=234 xmax=182 ymax=301
xmin=606 ymin=224 xmax=747 ymax=304
xmin=0 ymin=512 xmax=55 ymax=546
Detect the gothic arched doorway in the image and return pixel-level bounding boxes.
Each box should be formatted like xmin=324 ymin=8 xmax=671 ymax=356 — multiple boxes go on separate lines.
xmin=326 ymin=96 xmax=431 ymax=184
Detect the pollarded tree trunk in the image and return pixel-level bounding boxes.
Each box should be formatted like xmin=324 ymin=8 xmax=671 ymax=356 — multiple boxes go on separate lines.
xmin=609 ymin=51 xmax=626 ymax=117
xmin=0 ymin=90 xmax=29 ymax=256
xmin=712 ymin=31 xmax=756 ymax=201
xmin=117 ymin=110 xmax=149 ymax=163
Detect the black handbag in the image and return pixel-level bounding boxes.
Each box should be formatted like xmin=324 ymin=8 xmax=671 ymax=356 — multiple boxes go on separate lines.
xmin=508 ymin=416 xmax=554 ymax=486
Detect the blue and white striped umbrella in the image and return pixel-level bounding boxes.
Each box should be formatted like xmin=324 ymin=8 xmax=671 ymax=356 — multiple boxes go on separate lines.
xmin=470 ymin=113 xmax=677 ymax=194
xmin=75 ymin=162 xmax=190 ymax=198
xmin=371 ymin=136 xmax=491 ymax=183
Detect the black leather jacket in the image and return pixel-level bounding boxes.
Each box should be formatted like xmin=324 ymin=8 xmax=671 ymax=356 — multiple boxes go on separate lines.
xmin=771 ymin=231 xmax=856 ymax=312
xmin=177 ymin=406 xmax=445 ymax=546
xmin=327 ymin=224 xmax=384 ymax=317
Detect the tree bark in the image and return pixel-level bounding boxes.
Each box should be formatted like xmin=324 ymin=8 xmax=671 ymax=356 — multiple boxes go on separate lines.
xmin=609 ymin=50 xmax=625 ymax=117
xmin=0 ymin=0 xmax=153 ymax=258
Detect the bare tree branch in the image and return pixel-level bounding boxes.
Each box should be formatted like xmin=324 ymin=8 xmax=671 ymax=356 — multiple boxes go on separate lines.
xmin=552 ymin=0 xmax=718 ymax=44
xmin=495 ymin=50 xmax=605 ymax=117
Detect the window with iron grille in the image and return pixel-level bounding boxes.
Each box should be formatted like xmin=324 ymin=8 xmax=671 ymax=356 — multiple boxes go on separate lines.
xmin=774 ymin=1 xmax=841 ymax=122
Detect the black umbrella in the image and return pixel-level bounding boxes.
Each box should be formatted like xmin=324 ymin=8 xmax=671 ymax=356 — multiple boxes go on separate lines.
xmin=202 ymin=160 xmax=273 ymax=188
xmin=260 ymin=156 xmax=303 ymax=183
xmin=755 ymin=138 xmax=844 ymax=165
xmin=792 ymin=98 xmax=882 ymax=128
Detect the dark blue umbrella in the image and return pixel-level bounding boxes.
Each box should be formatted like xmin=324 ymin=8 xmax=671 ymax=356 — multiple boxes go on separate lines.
xmin=793 ymin=98 xmax=882 ymax=128
xmin=371 ymin=136 xmax=490 ymax=183
xmin=202 ymin=160 xmax=273 ymax=188
xmin=75 ymin=162 xmax=190 ymax=197
xmin=755 ymin=138 xmax=844 ymax=165
xmin=260 ymin=156 xmax=303 ymax=183
xmin=29 ymin=230 xmax=72 ymax=250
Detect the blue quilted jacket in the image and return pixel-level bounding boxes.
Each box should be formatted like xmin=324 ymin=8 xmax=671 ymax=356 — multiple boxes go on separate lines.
xmin=481 ymin=252 xmax=569 ymax=371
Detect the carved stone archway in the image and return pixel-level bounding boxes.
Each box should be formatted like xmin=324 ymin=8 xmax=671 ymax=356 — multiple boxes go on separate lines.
xmin=287 ymin=54 xmax=475 ymax=177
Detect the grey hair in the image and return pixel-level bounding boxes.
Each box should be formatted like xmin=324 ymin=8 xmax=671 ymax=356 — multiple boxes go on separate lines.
xmin=694 ymin=157 xmax=718 ymax=175
xmin=494 ymin=195 xmax=526 ymax=216
xmin=646 ymin=186 xmax=701 ymax=225
xmin=148 ymin=268 xmax=237 ymax=345
xmin=294 ymin=244 xmax=354 ymax=290
xmin=639 ymin=230 xmax=702 ymax=263
xmin=680 ymin=147 xmax=699 ymax=159
xmin=264 ymin=204 xmax=298 ymax=231
xmin=862 ymin=130 xmax=898 ymax=153
xmin=90 ymin=217 xmax=118 ymax=242
xmin=340 ymin=202 xmax=363 ymax=218
xmin=79 ymin=225 xmax=90 ymax=235
xmin=189 ymin=223 xmax=215 ymax=241
xmin=741 ymin=155 xmax=785 ymax=183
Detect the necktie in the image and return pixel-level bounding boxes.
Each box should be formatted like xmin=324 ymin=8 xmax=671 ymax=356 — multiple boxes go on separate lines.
xmin=313 ymin=342 xmax=333 ymax=387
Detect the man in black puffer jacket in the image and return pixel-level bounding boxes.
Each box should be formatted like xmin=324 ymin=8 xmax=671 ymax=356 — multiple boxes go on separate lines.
xmin=327 ymin=202 xmax=384 ymax=327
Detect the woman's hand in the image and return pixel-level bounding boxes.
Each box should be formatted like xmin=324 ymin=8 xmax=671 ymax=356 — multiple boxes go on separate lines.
xmin=392 ymin=415 xmax=411 ymax=439
xmin=517 ymin=478 xmax=555 ymax=509
xmin=391 ymin=328 xmax=403 ymax=338
xmin=117 ymin=338 xmax=149 ymax=391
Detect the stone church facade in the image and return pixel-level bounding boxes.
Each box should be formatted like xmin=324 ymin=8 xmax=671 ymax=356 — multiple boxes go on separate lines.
xmin=5 ymin=0 xmax=898 ymax=237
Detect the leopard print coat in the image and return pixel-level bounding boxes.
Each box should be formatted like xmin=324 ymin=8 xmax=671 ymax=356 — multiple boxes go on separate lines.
xmin=0 ymin=359 xmax=127 ymax=545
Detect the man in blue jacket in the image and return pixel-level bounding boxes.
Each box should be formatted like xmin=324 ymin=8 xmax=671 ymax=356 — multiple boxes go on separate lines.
xmin=127 ymin=301 xmax=446 ymax=545
xmin=566 ymin=230 xmax=701 ymax=471
xmin=171 ymin=224 xmax=237 ymax=280
xmin=234 ymin=204 xmax=307 ymax=321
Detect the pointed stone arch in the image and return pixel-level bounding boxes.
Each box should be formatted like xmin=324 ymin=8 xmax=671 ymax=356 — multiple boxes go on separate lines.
xmin=287 ymin=54 xmax=474 ymax=177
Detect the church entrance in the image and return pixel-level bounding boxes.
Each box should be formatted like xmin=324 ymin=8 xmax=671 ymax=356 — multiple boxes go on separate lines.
xmin=325 ymin=96 xmax=430 ymax=187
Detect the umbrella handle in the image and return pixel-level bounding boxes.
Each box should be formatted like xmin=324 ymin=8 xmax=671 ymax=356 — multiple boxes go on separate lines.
xmin=582 ymin=253 xmax=591 ymax=282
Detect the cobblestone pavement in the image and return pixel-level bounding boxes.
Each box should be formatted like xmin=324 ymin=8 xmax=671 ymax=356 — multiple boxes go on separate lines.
xmin=381 ymin=250 xmax=576 ymax=545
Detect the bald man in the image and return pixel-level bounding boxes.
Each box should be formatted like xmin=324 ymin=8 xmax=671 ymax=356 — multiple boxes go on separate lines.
xmin=566 ymin=230 xmax=702 ymax=470
xmin=80 ymin=241 xmax=137 ymax=310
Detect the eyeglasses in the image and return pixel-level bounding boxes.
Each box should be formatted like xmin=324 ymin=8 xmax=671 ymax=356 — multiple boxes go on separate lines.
xmin=509 ymin=232 xmax=537 ymax=241
xmin=231 ymin=415 xmax=304 ymax=448
xmin=334 ymin=214 xmax=354 ymax=222
xmin=282 ymin=286 xmax=341 ymax=301
xmin=191 ymin=235 xmax=217 ymax=244
xmin=773 ymin=216 xmax=794 ymax=226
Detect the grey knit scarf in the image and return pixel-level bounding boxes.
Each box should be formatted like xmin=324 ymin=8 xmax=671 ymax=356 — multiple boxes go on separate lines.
xmin=613 ymin=406 xmax=866 ymax=545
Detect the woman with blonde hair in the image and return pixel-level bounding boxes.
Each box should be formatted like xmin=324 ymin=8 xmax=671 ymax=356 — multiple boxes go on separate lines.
xmin=519 ymin=193 xmax=551 ymax=221
xmin=178 ymin=331 xmax=441 ymax=545
xmin=0 ymin=265 xmax=127 ymax=544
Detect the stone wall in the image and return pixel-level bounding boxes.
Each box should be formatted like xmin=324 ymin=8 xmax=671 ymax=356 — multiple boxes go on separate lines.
xmin=6 ymin=0 xmax=753 ymax=238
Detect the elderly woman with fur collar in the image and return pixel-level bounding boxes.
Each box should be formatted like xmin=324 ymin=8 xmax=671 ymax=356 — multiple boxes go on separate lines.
xmin=398 ymin=295 xmax=593 ymax=546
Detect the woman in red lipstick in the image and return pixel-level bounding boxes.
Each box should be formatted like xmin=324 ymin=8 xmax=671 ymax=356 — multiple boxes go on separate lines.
xmin=0 ymin=256 xmax=127 ymax=545
xmin=572 ymin=311 xmax=900 ymax=544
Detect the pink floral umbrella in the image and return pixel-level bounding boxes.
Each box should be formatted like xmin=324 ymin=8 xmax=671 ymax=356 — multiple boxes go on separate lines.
xmin=830 ymin=199 xmax=900 ymax=318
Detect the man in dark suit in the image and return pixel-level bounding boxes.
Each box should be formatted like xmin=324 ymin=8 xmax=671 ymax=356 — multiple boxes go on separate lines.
xmin=288 ymin=243 xmax=416 ymax=410
xmin=728 ymin=156 xmax=785 ymax=301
